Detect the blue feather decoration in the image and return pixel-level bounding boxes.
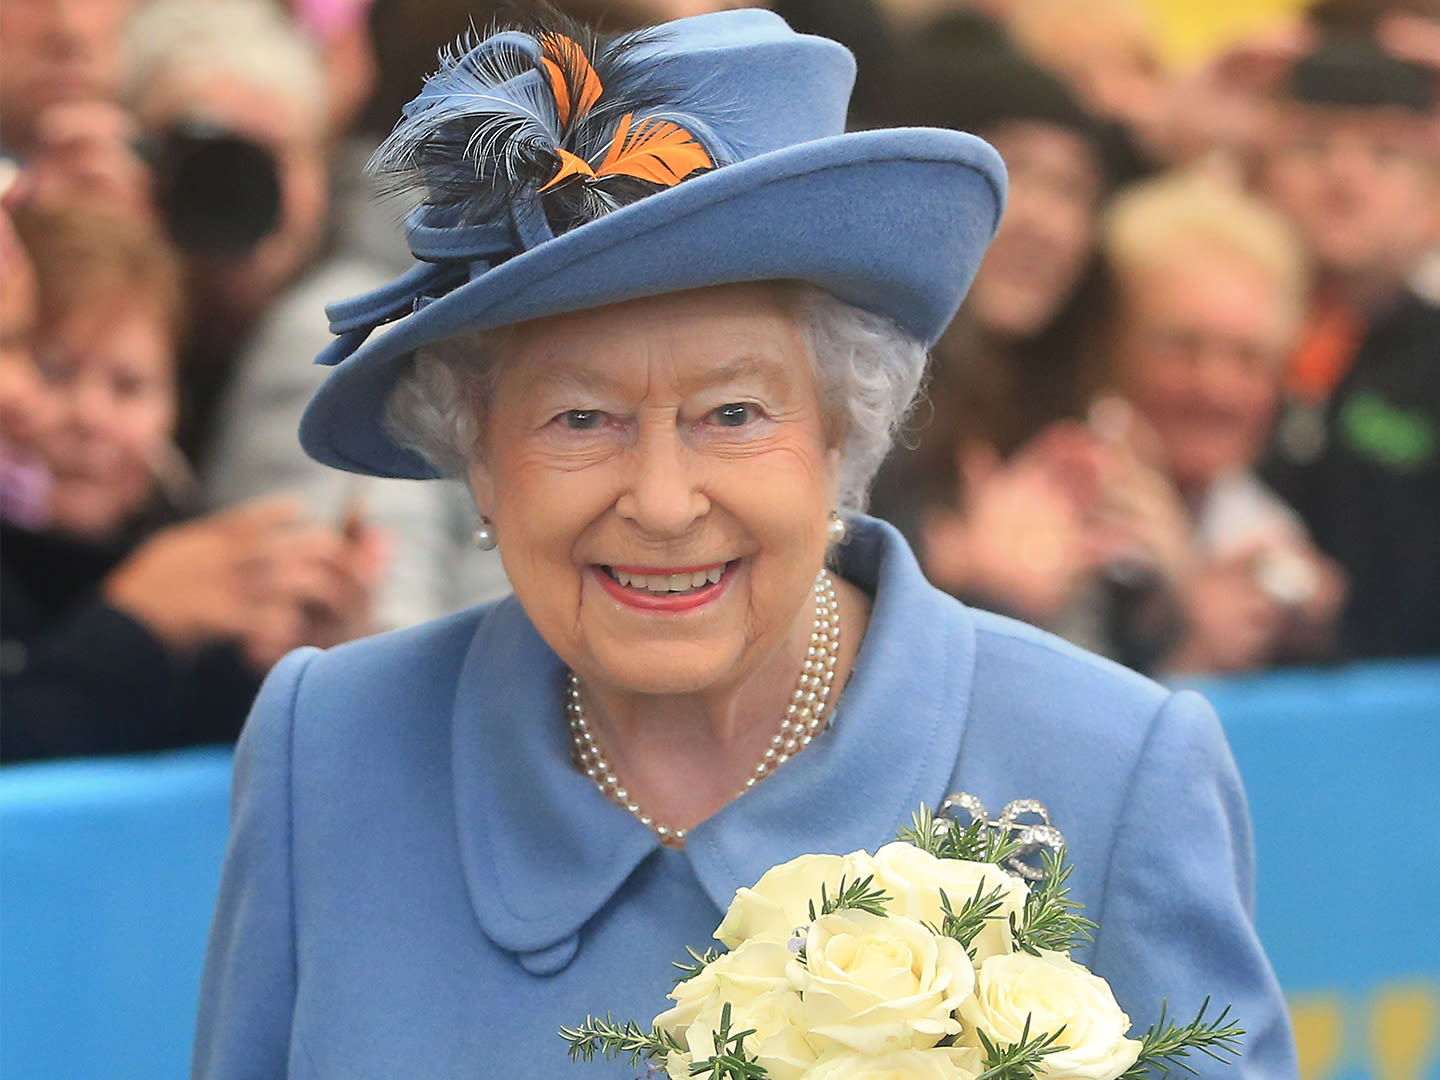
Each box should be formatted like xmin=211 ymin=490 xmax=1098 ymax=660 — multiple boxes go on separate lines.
xmin=369 ymin=9 xmax=736 ymax=235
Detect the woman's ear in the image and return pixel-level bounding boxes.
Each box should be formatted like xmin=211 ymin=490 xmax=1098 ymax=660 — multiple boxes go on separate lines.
xmin=467 ymin=458 xmax=497 ymax=520
xmin=825 ymin=445 xmax=843 ymax=508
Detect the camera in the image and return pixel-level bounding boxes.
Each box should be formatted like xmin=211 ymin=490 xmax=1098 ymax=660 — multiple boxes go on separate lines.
xmin=142 ymin=119 xmax=282 ymax=258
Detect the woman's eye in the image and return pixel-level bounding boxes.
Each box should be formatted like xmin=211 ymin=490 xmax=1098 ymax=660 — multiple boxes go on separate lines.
xmin=559 ymin=409 xmax=606 ymax=430
xmin=712 ymin=403 xmax=756 ymax=428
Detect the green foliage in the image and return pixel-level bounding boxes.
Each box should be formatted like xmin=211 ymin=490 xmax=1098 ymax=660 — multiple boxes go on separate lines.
xmin=1011 ymin=849 xmax=1095 ymax=955
xmin=927 ymin=882 xmax=1012 ymax=959
xmin=560 ymin=1014 xmax=683 ymax=1066
xmin=807 ymin=874 xmax=891 ymax=921
xmin=1119 ymin=998 xmax=1246 ymax=1080
xmin=973 ymin=1014 xmax=1069 ymax=1080
xmin=673 ymin=946 xmax=724 ymax=984
xmin=687 ymin=1002 xmax=769 ymax=1079
xmin=896 ymin=804 xmax=1027 ymax=867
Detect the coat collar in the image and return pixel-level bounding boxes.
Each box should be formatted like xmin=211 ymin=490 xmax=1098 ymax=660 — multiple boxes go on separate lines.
xmin=451 ymin=516 xmax=977 ymax=958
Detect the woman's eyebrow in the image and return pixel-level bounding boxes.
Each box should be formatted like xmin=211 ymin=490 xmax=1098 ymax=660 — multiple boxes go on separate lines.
xmin=690 ymin=355 xmax=792 ymax=395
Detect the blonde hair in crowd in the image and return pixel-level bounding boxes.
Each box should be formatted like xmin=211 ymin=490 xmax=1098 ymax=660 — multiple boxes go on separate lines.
xmin=1103 ymin=170 xmax=1311 ymax=343
xmin=122 ymin=0 xmax=327 ymax=135
xmin=1009 ymin=0 xmax=1163 ymax=80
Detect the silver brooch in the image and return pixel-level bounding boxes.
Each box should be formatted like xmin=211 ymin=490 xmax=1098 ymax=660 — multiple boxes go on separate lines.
xmin=938 ymin=793 xmax=1066 ymax=881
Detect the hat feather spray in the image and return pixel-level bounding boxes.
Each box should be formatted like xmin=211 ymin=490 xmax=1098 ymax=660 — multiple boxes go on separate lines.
xmin=370 ymin=9 xmax=735 ymax=237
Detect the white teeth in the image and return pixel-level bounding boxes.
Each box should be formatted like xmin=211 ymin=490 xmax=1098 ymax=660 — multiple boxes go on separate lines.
xmin=608 ymin=563 xmax=728 ymax=593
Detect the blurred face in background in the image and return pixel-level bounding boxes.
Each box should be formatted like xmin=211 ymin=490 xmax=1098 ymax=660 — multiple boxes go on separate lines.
xmin=968 ymin=120 xmax=1104 ymax=341
xmin=1261 ymin=106 xmax=1440 ymax=292
xmin=136 ymin=72 xmax=329 ymax=340
xmin=0 ymin=215 xmax=49 ymax=447
xmin=0 ymin=0 xmax=139 ymax=153
xmin=1113 ymin=245 xmax=1292 ymax=498
xmin=34 ymin=295 xmax=177 ymax=540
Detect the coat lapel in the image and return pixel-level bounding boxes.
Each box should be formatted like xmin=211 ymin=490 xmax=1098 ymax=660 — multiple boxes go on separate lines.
xmin=451 ymin=595 xmax=661 ymax=957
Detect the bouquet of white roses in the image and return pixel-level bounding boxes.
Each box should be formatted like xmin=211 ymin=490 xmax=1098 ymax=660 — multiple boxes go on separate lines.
xmin=562 ymin=797 xmax=1243 ymax=1080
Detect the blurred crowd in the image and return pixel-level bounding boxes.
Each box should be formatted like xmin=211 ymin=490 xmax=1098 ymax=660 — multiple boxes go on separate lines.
xmin=1 ymin=0 xmax=1437 ymax=763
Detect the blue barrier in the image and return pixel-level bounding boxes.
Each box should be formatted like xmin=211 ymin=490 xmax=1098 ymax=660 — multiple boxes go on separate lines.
xmin=0 ymin=748 xmax=233 ymax=1080
xmin=1 ymin=663 xmax=1437 ymax=1079
xmin=1194 ymin=661 xmax=1440 ymax=1080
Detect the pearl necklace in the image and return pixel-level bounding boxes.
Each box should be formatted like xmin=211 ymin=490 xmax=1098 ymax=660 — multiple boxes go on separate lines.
xmin=566 ymin=568 xmax=840 ymax=847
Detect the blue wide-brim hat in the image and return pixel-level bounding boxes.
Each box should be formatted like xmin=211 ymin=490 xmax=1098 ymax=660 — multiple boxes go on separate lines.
xmin=300 ymin=8 xmax=1007 ymax=479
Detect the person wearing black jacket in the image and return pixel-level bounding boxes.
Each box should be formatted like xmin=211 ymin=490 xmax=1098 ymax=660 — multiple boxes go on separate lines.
xmin=1260 ymin=36 xmax=1440 ymax=658
xmin=1 ymin=200 xmax=384 ymax=763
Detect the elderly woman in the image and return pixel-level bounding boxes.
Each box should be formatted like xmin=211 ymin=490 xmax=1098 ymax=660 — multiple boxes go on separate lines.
xmin=194 ymin=11 xmax=1295 ymax=1079
xmin=1103 ymin=172 xmax=1345 ymax=674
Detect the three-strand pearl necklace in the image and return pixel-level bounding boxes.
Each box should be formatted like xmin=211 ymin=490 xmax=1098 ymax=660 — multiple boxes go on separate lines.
xmin=566 ymin=569 xmax=840 ymax=847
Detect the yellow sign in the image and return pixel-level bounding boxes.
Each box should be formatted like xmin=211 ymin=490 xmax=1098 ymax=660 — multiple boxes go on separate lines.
xmin=1291 ymin=983 xmax=1440 ymax=1080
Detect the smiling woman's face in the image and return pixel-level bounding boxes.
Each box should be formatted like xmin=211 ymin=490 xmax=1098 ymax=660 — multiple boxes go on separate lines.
xmin=469 ymin=283 xmax=838 ymax=700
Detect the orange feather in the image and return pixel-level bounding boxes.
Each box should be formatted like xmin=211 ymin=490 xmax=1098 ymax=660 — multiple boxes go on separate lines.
xmin=595 ymin=113 xmax=713 ymax=187
xmin=539 ymin=148 xmax=597 ymax=191
xmin=540 ymin=34 xmax=604 ymax=129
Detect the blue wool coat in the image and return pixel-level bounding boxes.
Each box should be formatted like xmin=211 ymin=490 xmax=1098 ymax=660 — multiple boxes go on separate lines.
xmin=193 ymin=518 xmax=1297 ymax=1080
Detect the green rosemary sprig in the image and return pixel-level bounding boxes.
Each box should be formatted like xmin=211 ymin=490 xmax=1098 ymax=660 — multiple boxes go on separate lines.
xmin=1119 ymin=998 xmax=1246 ymax=1080
xmin=927 ymin=882 xmax=1012 ymax=959
xmin=559 ymin=1014 xmax=683 ymax=1066
xmin=1011 ymin=849 xmax=1095 ymax=955
xmin=896 ymin=805 xmax=1027 ymax=867
xmin=673 ymin=946 xmax=725 ymax=984
xmin=973 ymin=1014 xmax=1069 ymax=1080
xmin=687 ymin=1002 xmax=770 ymax=1079
xmin=807 ymin=874 xmax=891 ymax=921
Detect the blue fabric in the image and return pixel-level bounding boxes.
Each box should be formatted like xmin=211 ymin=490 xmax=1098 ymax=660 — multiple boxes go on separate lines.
xmin=193 ymin=517 xmax=1295 ymax=1080
xmin=296 ymin=9 xmax=1006 ymax=480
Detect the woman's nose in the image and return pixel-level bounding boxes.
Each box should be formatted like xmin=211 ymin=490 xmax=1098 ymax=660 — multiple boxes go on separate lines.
xmin=67 ymin=374 xmax=114 ymax=435
xmin=614 ymin=422 xmax=708 ymax=537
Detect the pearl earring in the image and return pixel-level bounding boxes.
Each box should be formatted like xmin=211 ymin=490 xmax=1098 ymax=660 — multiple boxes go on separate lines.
xmin=471 ymin=518 xmax=498 ymax=551
xmin=826 ymin=511 xmax=847 ymax=543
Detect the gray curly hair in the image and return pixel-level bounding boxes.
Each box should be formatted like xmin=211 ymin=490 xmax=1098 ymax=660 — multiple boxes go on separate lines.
xmin=385 ymin=286 xmax=928 ymax=515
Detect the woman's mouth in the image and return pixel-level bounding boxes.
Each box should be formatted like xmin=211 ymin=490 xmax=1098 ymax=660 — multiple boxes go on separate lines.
xmin=594 ymin=561 xmax=735 ymax=611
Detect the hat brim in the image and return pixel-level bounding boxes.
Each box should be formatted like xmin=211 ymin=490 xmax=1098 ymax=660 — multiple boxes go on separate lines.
xmin=300 ymin=127 xmax=1006 ymax=479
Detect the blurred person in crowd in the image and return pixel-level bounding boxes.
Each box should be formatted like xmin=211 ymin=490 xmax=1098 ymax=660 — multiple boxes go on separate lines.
xmin=875 ymin=34 xmax=1185 ymax=672
xmin=1259 ymin=35 xmax=1440 ymax=657
xmin=0 ymin=0 xmax=138 ymax=158
xmin=286 ymin=0 xmax=379 ymax=139
xmin=877 ymin=0 xmax=999 ymax=33
xmin=1007 ymin=0 xmax=1170 ymax=168
xmin=205 ymin=0 xmax=513 ymax=629
xmin=1105 ymin=173 xmax=1346 ymax=673
xmin=121 ymin=0 xmax=331 ymax=466
xmin=0 ymin=0 xmax=152 ymax=218
xmin=557 ymin=0 xmax=767 ymax=29
xmin=0 ymin=201 xmax=385 ymax=763
xmin=0 ymin=171 xmax=57 ymax=531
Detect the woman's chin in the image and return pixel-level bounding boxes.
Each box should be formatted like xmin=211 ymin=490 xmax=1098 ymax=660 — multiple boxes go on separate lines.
xmin=578 ymin=645 xmax=747 ymax=699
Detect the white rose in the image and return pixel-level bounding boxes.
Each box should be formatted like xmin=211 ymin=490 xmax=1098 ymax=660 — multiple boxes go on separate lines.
xmin=804 ymin=1046 xmax=984 ymax=1080
xmin=790 ymin=909 xmax=975 ymax=1056
xmin=716 ymin=850 xmax=882 ymax=948
xmin=654 ymin=939 xmax=792 ymax=1037
xmin=682 ymin=988 xmax=820 ymax=1080
xmin=958 ymin=951 xmax=1143 ymax=1080
xmin=871 ymin=842 xmax=1029 ymax=963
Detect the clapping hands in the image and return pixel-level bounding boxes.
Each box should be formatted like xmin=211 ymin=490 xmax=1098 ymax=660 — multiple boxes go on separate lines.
xmin=103 ymin=496 xmax=389 ymax=673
